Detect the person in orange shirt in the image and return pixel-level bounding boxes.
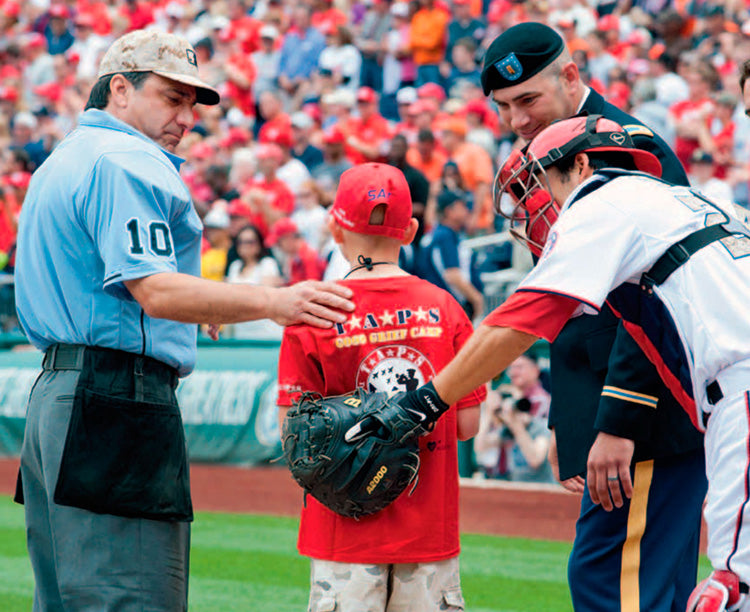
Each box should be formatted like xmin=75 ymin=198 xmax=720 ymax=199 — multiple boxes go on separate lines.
xmin=407 ymin=128 xmax=448 ymax=183
xmin=439 ymin=117 xmax=493 ymax=233
xmin=558 ymin=17 xmax=590 ymax=56
xmin=409 ymin=0 xmax=449 ymax=86
xmin=344 ymin=86 xmax=392 ymax=164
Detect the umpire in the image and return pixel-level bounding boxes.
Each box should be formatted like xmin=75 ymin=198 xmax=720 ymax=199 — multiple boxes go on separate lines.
xmin=14 ymin=29 xmax=352 ymax=611
xmin=480 ymin=23 xmax=706 ymax=612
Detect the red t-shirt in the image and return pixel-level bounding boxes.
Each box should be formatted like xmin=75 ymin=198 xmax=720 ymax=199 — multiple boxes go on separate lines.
xmin=344 ymin=114 xmax=392 ymax=165
xmin=288 ymin=242 xmax=325 ymax=284
xmin=669 ymin=98 xmax=714 ymax=172
xmin=246 ymin=177 xmax=295 ymax=216
xmin=277 ymin=275 xmax=486 ymax=564
xmin=225 ymin=53 xmax=257 ymax=117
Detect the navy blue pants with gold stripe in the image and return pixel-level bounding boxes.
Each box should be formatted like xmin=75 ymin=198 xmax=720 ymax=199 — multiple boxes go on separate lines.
xmin=568 ymin=448 xmax=707 ymax=612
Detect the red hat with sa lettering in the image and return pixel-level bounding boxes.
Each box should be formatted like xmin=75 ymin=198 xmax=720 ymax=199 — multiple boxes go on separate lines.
xmin=331 ymin=163 xmax=412 ymax=239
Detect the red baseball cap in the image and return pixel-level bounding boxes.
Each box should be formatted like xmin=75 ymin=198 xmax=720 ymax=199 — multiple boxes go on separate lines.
xmin=33 ymin=81 xmax=63 ymax=102
xmin=356 ymin=86 xmax=377 ymax=104
xmin=49 ymin=4 xmax=70 ymax=19
xmin=266 ymin=217 xmax=298 ymax=245
xmin=417 ymin=82 xmax=446 ymax=102
xmin=74 ymin=12 xmax=96 ymax=28
xmin=464 ymin=99 xmax=487 ymax=118
xmin=1 ymin=1 xmax=20 ymax=18
xmin=331 ymin=163 xmax=412 ymax=240
xmin=260 ymin=124 xmax=293 ymax=148
xmin=597 ymin=14 xmax=620 ymax=32
xmin=256 ymin=142 xmax=283 ymax=161
xmin=227 ymin=198 xmax=254 ymax=219
xmin=2 ymin=171 xmax=31 ymax=189
xmin=26 ymin=33 xmax=46 ymax=49
xmin=189 ymin=141 xmax=214 ymax=160
xmin=323 ymin=125 xmax=346 ymax=145
xmin=0 ymin=86 xmax=19 ymax=103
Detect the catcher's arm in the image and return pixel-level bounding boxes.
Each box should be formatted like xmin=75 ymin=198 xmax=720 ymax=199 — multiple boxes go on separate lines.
xmin=346 ymin=326 xmax=537 ymax=441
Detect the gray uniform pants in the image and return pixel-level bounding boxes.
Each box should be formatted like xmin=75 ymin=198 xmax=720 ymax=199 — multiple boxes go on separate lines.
xmin=19 ymin=350 xmax=190 ymax=612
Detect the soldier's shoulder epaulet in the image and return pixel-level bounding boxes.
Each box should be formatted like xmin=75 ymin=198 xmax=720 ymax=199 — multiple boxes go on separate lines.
xmin=622 ymin=124 xmax=654 ymax=138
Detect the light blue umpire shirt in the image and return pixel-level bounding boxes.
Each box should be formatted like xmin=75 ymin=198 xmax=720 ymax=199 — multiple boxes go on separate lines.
xmin=15 ymin=109 xmax=203 ymax=377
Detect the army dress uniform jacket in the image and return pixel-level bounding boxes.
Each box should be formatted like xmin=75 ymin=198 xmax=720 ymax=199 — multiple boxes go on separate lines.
xmin=550 ymin=89 xmax=703 ymax=480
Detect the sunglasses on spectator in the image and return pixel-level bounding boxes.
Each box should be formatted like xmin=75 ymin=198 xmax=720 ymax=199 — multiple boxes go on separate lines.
xmin=237 ymin=238 xmax=259 ymax=245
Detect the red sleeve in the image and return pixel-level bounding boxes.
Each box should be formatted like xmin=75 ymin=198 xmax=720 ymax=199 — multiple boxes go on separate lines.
xmin=449 ymin=299 xmax=488 ymax=410
xmin=276 ymin=326 xmax=325 ymax=406
xmin=482 ymin=290 xmax=581 ymax=342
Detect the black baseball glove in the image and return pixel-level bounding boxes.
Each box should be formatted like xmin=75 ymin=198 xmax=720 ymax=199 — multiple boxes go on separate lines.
xmin=281 ymin=387 xmax=423 ymax=519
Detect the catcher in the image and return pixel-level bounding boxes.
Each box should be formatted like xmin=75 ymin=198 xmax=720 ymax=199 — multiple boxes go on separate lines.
xmin=277 ymin=163 xmax=485 ymax=612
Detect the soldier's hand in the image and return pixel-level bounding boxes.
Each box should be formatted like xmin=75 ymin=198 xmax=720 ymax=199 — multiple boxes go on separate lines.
xmin=586 ymin=432 xmax=634 ymax=511
xmin=549 ymin=429 xmax=585 ymax=494
xmin=272 ymin=281 xmax=354 ymax=328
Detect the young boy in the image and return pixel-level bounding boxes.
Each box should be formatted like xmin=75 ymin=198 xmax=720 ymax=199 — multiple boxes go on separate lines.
xmin=277 ymin=163 xmax=485 ymax=612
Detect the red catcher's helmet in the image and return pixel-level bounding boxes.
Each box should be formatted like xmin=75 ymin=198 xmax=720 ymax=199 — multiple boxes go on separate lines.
xmin=494 ymin=114 xmax=662 ymax=256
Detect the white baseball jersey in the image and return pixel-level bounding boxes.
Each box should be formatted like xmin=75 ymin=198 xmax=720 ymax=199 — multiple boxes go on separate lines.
xmin=516 ymin=171 xmax=750 ymax=432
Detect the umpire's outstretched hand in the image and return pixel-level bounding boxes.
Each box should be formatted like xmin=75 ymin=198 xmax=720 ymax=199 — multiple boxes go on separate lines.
xmin=272 ymin=281 xmax=354 ymax=328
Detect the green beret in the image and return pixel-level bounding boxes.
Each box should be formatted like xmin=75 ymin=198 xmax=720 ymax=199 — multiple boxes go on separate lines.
xmin=481 ymin=22 xmax=565 ymax=95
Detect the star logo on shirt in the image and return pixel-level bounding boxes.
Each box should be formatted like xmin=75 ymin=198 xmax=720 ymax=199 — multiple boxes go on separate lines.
xmin=347 ymin=315 xmax=362 ymax=330
xmin=414 ymin=307 xmax=429 ymax=322
xmin=379 ymin=310 xmax=395 ymax=326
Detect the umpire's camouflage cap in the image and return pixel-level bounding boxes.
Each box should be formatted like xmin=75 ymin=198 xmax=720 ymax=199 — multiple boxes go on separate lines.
xmin=97 ymin=29 xmax=220 ymax=105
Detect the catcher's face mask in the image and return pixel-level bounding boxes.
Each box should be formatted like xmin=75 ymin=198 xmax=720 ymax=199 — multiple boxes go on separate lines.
xmin=494 ymin=148 xmax=560 ymax=258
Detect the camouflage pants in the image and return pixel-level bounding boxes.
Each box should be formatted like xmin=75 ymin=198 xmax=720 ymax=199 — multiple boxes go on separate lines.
xmin=307 ymin=556 xmax=465 ymax=612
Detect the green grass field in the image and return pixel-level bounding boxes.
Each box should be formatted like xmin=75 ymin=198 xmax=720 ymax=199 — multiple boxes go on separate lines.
xmin=0 ymin=495 xmax=711 ymax=611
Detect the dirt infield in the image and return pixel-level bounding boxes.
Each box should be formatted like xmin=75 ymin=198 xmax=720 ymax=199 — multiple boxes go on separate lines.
xmin=0 ymin=456 xmax=710 ymax=546
xmin=0 ymin=457 xmax=582 ymax=540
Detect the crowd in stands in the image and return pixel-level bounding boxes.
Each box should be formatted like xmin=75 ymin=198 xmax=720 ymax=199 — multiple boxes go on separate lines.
xmin=2 ymin=0 xmax=750 ymax=479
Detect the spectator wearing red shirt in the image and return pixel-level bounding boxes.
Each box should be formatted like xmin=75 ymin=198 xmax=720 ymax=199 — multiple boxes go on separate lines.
xmin=267 ymin=217 xmax=325 ymax=284
xmin=225 ymin=0 xmax=262 ymax=54
xmin=261 ymin=121 xmax=312 ymax=197
xmin=183 ymin=141 xmax=216 ymax=215
xmin=221 ymin=31 xmax=258 ymax=118
xmin=698 ymin=91 xmax=736 ymax=179
xmin=257 ymin=90 xmax=291 ymax=142
xmin=668 ymin=61 xmax=719 ymax=173
xmin=311 ymin=0 xmax=348 ymax=36
xmin=244 ymin=143 xmax=295 ymax=232
xmin=74 ymin=0 xmax=112 ymax=36
xmin=344 ymin=86 xmax=392 ymax=164
xmin=117 ymin=0 xmax=155 ymax=32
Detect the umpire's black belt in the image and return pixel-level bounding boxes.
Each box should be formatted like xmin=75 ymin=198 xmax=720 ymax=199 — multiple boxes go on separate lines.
xmin=44 ymin=344 xmax=178 ymax=390
xmin=43 ymin=343 xmax=191 ymax=522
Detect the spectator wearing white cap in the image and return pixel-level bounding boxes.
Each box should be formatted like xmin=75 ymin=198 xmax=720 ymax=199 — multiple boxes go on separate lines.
xmin=201 ymin=203 xmax=233 ymax=281
xmin=251 ymin=24 xmax=282 ymax=99
xmin=381 ymin=2 xmax=414 ymax=121
xmin=10 ymin=112 xmax=49 ymax=171
xmin=291 ymin=111 xmax=324 ymax=171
